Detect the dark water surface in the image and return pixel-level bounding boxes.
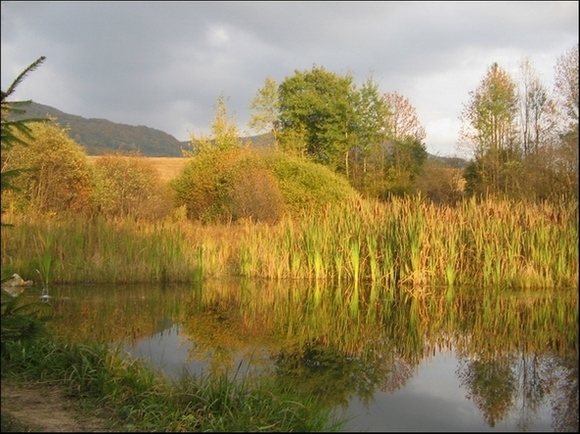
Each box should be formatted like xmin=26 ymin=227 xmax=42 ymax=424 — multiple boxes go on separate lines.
xmin=36 ymin=281 xmax=578 ymax=432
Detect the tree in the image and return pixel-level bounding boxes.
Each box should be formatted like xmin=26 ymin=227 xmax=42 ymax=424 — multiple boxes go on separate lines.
xmin=459 ymin=62 xmax=520 ymax=196
xmin=458 ymin=357 xmax=517 ymax=428
xmin=553 ymin=44 xmax=579 ymax=132
xmin=517 ymin=57 xmax=555 ymax=155
xmin=278 ymin=65 xmax=357 ymax=171
xmin=349 ymin=77 xmax=390 ymax=190
xmin=248 ymin=77 xmax=280 ymax=148
xmin=368 ymin=92 xmax=428 ymax=198
xmin=383 ymin=91 xmax=426 ymax=143
xmin=1 ymin=56 xmax=47 ymax=222
xmin=551 ymin=44 xmax=579 ymax=200
xmin=186 ymin=94 xmax=242 ymax=156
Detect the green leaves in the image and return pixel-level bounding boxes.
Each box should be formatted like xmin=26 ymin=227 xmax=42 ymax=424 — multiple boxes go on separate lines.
xmin=1 ymin=56 xmax=47 ymax=154
xmin=278 ymin=66 xmax=388 ymax=173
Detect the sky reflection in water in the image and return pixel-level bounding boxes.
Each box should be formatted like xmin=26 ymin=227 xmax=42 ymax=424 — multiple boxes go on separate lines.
xmin=124 ymin=324 xmax=556 ymax=432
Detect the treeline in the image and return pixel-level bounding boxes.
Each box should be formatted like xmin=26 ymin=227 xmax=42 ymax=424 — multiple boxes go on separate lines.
xmin=239 ymin=44 xmax=578 ymax=202
xmin=458 ymin=48 xmax=579 ymax=201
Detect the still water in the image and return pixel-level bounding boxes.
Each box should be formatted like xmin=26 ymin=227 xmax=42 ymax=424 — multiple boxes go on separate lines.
xmin=38 ymin=279 xmax=578 ymax=432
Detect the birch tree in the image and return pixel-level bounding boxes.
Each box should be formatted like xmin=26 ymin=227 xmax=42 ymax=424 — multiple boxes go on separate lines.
xmin=552 ymin=44 xmax=579 ymax=198
xmin=248 ymin=77 xmax=280 ymax=148
xmin=553 ymin=43 xmax=579 ymax=131
xmin=186 ymin=94 xmax=242 ymax=156
xmin=518 ymin=57 xmax=555 ymax=155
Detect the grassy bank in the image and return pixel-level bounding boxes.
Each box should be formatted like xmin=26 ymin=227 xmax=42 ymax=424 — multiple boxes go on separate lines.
xmin=0 ymin=296 xmax=343 ymax=432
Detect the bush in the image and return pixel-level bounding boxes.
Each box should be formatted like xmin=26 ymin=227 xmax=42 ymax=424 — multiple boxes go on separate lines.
xmin=90 ymin=152 xmax=172 ymax=220
xmin=230 ymin=166 xmax=284 ymax=223
xmin=171 ymin=148 xmax=359 ymax=224
xmin=1 ymin=121 xmax=93 ymax=216
xmin=266 ymin=151 xmax=359 ymax=215
xmin=1 ymin=293 xmax=51 ymax=372
xmin=415 ymin=160 xmax=464 ymax=204
xmin=172 ymin=148 xmax=284 ymax=223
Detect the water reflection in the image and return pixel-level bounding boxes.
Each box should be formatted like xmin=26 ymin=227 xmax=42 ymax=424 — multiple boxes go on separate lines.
xmin=38 ymin=280 xmax=578 ymax=432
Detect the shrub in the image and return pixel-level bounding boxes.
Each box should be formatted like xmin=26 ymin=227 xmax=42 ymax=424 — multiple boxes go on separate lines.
xmin=172 ymin=148 xmax=280 ymax=223
xmin=415 ymin=160 xmax=464 ymax=204
xmin=171 ymin=148 xmax=359 ymax=224
xmin=230 ymin=166 xmax=284 ymax=223
xmin=1 ymin=121 xmax=93 ymax=216
xmin=266 ymin=151 xmax=360 ymax=215
xmin=90 ymin=152 xmax=172 ymax=220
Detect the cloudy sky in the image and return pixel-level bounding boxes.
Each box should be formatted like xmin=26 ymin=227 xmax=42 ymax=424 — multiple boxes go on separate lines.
xmin=1 ymin=1 xmax=578 ymax=157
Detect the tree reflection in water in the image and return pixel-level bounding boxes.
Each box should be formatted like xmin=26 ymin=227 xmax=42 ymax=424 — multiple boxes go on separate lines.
xmin=46 ymin=281 xmax=578 ymax=432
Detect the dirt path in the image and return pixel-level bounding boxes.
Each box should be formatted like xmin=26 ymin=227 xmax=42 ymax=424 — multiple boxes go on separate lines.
xmin=1 ymin=381 xmax=114 ymax=432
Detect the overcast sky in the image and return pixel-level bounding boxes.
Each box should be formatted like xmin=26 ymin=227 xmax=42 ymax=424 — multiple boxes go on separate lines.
xmin=1 ymin=1 xmax=578 ymax=157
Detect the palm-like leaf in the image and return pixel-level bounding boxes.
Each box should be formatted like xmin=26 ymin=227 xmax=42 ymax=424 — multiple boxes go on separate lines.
xmin=1 ymin=56 xmax=48 ymax=225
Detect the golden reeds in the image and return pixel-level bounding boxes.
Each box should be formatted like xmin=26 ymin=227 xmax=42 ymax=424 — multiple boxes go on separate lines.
xmin=2 ymin=197 xmax=577 ymax=293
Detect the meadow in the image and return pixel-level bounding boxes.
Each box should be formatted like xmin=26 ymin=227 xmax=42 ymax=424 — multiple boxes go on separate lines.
xmin=86 ymin=156 xmax=188 ymax=184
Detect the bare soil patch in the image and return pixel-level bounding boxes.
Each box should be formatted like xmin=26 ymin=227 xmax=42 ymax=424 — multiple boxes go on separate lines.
xmin=1 ymin=381 xmax=114 ymax=432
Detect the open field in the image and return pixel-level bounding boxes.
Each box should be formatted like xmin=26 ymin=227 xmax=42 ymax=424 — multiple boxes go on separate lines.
xmin=87 ymin=156 xmax=188 ymax=183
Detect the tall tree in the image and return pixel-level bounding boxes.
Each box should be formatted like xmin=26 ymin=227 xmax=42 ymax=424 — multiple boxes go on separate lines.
xmin=459 ymin=62 xmax=520 ymax=195
xmin=375 ymin=91 xmax=428 ymax=197
xmin=278 ymin=65 xmax=357 ymax=171
xmin=552 ymin=44 xmax=579 ymax=199
xmin=383 ymin=91 xmax=426 ymax=143
xmin=248 ymin=77 xmax=280 ymax=148
xmin=512 ymin=57 xmax=563 ymax=200
xmin=553 ymin=44 xmax=579 ymax=131
xmin=517 ymin=57 xmax=554 ymax=155
xmin=349 ymin=76 xmax=390 ymax=188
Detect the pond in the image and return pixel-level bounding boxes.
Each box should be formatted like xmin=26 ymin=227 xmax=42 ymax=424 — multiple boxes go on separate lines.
xmin=31 ymin=279 xmax=578 ymax=432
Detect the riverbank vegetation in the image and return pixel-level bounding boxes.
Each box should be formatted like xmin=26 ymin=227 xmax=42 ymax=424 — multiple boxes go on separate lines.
xmin=1 ymin=195 xmax=577 ymax=293
xmin=1 ymin=294 xmax=342 ymax=432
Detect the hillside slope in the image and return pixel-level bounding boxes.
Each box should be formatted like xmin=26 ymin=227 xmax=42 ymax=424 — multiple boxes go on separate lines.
xmin=18 ymin=102 xmax=187 ymax=157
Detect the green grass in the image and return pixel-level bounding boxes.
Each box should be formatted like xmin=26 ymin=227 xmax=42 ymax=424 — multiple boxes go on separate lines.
xmin=1 ymin=332 xmax=344 ymax=432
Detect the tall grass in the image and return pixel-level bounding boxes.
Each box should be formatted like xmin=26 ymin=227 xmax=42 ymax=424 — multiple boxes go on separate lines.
xmin=2 ymin=334 xmax=342 ymax=432
xmin=2 ymin=196 xmax=577 ymax=293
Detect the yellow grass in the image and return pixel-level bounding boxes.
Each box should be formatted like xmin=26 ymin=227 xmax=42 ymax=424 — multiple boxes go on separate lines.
xmin=87 ymin=156 xmax=188 ymax=183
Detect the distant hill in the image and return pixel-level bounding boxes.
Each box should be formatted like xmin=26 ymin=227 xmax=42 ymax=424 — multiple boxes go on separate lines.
xmin=17 ymin=102 xmax=187 ymax=157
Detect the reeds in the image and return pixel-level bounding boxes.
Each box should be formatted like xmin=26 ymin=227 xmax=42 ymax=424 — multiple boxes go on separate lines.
xmin=2 ymin=196 xmax=577 ymax=292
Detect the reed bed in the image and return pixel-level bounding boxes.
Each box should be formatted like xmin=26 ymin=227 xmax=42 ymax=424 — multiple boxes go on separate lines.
xmin=2 ymin=196 xmax=577 ymax=294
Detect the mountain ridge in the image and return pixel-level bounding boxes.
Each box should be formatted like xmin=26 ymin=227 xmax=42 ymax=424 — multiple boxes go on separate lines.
xmin=19 ymin=102 xmax=187 ymax=156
